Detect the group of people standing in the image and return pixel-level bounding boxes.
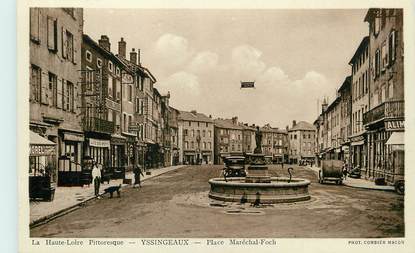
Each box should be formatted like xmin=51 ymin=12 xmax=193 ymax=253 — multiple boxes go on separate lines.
xmin=90 ymin=162 xmax=145 ymax=199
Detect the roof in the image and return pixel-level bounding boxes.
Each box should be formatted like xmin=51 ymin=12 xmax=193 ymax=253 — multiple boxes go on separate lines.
xmin=178 ymin=110 xmax=213 ymax=123
xmin=214 ymin=118 xmax=243 ymax=130
xmin=348 ymin=36 xmax=370 ymax=65
xmin=260 ymin=124 xmax=287 ymax=133
xmin=289 ymin=121 xmax=316 ymax=132
xmin=338 ymin=76 xmax=352 ymax=92
xmin=83 ymin=34 xmax=127 ymax=68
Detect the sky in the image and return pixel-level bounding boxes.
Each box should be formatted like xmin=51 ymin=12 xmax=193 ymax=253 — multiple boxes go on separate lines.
xmin=84 ymin=9 xmax=368 ymax=129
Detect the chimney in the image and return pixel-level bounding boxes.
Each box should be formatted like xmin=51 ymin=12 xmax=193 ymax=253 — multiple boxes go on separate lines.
xmin=98 ymin=35 xmax=111 ymax=51
xmin=232 ymin=116 xmax=238 ymax=125
xmin=292 ymin=120 xmax=297 ymax=128
xmin=137 ymin=49 xmax=141 ymax=65
xmin=130 ymin=48 xmax=137 ymax=64
xmin=209 ymin=115 xmax=212 ymax=118
xmin=118 ymin=37 xmax=126 ymax=58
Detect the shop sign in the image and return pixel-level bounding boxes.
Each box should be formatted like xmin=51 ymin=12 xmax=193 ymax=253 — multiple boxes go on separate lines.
xmin=30 ymin=145 xmax=55 ymax=156
xmin=385 ymin=120 xmax=404 ymax=131
xmin=105 ymin=98 xmax=121 ymax=112
xmin=64 ymin=133 xmax=84 ymax=142
xmin=89 ymin=138 xmax=110 ymax=148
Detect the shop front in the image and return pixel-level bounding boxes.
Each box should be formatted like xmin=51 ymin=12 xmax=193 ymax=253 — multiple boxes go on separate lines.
xmin=57 ymin=130 xmax=84 ymax=186
xmin=110 ymin=134 xmax=127 ymax=179
xmin=29 ymin=131 xmax=57 ymax=201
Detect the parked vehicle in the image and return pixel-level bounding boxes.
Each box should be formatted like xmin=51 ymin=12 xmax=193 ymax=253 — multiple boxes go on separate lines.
xmin=222 ymin=156 xmax=246 ymax=179
xmin=319 ymin=160 xmax=344 ymax=185
xmin=348 ymin=165 xmax=361 ymax=178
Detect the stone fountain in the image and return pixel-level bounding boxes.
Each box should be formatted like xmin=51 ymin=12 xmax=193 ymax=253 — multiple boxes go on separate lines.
xmin=208 ymin=127 xmax=311 ymax=204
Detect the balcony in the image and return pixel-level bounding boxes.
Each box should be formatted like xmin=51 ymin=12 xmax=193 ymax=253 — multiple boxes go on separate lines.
xmin=363 ymin=100 xmax=404 ymax=126
xmin=84 ymin=117 xmax=114 ymax=134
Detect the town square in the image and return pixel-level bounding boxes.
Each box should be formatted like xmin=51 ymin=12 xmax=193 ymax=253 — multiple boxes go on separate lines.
xmin=27 ymin=8 xmax=405 ymax=239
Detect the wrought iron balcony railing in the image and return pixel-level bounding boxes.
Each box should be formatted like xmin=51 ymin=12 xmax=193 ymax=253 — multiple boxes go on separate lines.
xmin=83 ymin=117 xmax=115 ymax=134
xmin=363 ymin=100 xmax=404 ymax=126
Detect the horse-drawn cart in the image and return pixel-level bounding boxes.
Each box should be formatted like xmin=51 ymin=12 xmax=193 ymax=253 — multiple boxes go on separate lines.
xmin=319 ymin=160 xmax=344 ymax=185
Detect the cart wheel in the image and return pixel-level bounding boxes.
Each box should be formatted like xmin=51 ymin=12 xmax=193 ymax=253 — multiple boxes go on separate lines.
xmin=395 ymin=181 xmax=405 ymax=195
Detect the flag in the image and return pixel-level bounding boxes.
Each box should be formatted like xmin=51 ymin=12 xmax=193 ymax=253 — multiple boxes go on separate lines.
xmin=240 ymin=81 xmax=255 ymax=88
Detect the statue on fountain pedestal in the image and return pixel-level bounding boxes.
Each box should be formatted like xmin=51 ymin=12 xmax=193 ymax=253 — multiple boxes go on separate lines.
xmin=254 ymin=126 xmax=262 ymax=154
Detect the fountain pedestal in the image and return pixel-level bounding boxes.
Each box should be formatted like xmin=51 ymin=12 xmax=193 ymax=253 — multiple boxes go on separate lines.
xmin=245 ymin=153 xmax=271 ymax=183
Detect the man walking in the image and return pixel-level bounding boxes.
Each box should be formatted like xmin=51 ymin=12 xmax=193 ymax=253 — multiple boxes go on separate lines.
xmin=133 ymin=164 xmax=145 ymax=188
xmin=92 ymin=161 xmax=102 ymax=199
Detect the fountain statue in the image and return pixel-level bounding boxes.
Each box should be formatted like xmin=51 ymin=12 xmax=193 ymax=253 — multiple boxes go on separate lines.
xmin=208 ymin=124 xmax=311 ymax=204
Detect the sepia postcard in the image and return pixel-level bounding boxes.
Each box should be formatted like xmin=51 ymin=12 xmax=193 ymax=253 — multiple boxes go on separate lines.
xmin=17 ymin=0 xmax=415 ymax=252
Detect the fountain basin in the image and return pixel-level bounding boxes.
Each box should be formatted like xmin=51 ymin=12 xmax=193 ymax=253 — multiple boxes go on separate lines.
xmin=208 ymin=177 xmax=311 ymax=204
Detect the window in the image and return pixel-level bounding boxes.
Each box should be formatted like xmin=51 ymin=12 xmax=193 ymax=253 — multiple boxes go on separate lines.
xmin=47 ymin=16 xmax=57 ymax=52
xmin=62 ymin=29 xmax=74 ymax=62
xmin=381 ymin=41 xmax=388 ymax=70
xmin=209 ymin=130 xmax=212 ymax=137
xmin=389 ymin=30 xmax=397 ymax=64
xmin=49 ymin=72 xmax=57 ymax=107
xmin=128 ymin=115 xmax=132 ymax=129
xmin=184 ymin=129 xmax=188 ymax=136
xmin=107 ymin=75 xmax=113 ymax=98
xmin=185 ymin=141 xmax=188 ymax=149
xmin=208 ymin=142 xmax=211 ymax=149
xmin=97 ymin=58 xmax=102 ymax=68
xmin=388 ymin=79 xmax=394 ymax=99
xmin=116 ymin=67 xmax=120 ymax=76
xmin=303 ymin=134 xmax=306 ymax=139
xmin=191 ymin=141 xmax=194 ymax=149
xmin=374 ymin=15 xmax=380 ymax=36
xmin=85 ymin=50 xmax=92 ymax=62
xmin=294 ymin=134 xmax=297 ymax=140
xmin=123 ymin=114 xmax=127 ymax=131
xmin=203 ymin=142 xmax=206 ymax=149
xmin=375 ymin=49 xmax=381 ymax=78
xmin=108 ymin=61 xmax=113 ymax=72
xmin=128 ymin=85 xmax=132 ymax=102
xmin=30 ymin=65 xmax=41 ymax=102
xmin=191 ymin=130 xmax=194 ymax=137
xmin=108 ymin=108 xmax=113 ymax=122
xmin=30 ymin=8 xmax=40 ymax=43
xmin=203 ymin=130 xmax=206 ymax=137
xmin=188 ymin=121 xmax=191 ymax=127
xmin=66 ymin=81 xmax=74 ymax=112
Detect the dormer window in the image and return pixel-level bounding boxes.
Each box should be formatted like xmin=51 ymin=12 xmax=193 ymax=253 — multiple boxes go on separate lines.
xmin=86 ymin=50 xmax=92 ymax=62
xmin=108 ymin=61 xmax=113 ymax=72
xmin=97 ymin=58 xmax=102 ymax=68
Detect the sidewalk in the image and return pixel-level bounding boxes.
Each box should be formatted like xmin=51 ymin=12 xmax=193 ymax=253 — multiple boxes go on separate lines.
xmin=30 ymin=165 xmax=186 ymax=227
xmin=306 ymin=165 xmax=395 ymax=192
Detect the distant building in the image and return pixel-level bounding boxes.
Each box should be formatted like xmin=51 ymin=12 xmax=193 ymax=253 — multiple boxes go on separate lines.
xmin=213 ymin=117 xmax=244 ymax=164
xmin=288 ymin=121 xmax=316 ymax=164
xmin=338 ymin=77 xmax=352 ymax=163
xmin=242 ymin=124 xmax=256 ymax=154
xmin=178 ymin=110 xmax=214 ymax=165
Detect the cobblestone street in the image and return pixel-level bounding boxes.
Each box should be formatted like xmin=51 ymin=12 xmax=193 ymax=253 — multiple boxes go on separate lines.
xmin=31 ymin=165 xmax=404 ymax=238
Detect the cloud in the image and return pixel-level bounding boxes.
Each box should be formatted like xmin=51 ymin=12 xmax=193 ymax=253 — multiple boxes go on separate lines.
xmin=187 ymin=51 xmax=219 ymax=74
xmin=231 ymin=45 xmax=266 ymax=80
xmin=153 ymin=33 xmax=193 ymax=69
xmin=156 ymin=71 xmax=201 ymax=110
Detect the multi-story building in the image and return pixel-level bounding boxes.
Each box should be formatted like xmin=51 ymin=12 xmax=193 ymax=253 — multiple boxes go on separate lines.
xmin=260 ymin=124 xmax=274 ymax=157
xmin=178 ymin=110 xmax=214 ymax=165
xmin=213 ymin=117 xmax=244 ymax=164
xmin=338 ymin=76 xmax=352 ymax=163
xmin=314 ymin=99 xmax=328 ymax=165
xmin=81 ymin=34 xmax=132 ymax=175
xmin=363 ymin=9 xmax=404 ymax=182
xmin=169 ymin=106 xmax=180 ymax=166
xmin=242 ymin=124 xmax=256 ymax=154
xmin=272 ymin=127 xmax=289 ymax=164
xmin=349 ymin=36 xmax=370 ymax=173
xmin=29 ymin=8 xmax=84 ymax=184
xmin=288 ymin=121 xmax=316 ymax=164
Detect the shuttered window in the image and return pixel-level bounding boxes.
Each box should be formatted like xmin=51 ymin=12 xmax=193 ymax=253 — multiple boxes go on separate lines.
xmin=30 ymin=65 xmax=41 ymax=102
xmin=30 ymin=8 xmax=40 ymax=43
xmin=47 ymin=17 xmax=57 ymax=52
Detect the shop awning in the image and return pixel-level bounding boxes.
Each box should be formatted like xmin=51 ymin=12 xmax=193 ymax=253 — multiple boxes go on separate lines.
xmin=386 ymin=132 xmax=404 ymax=145
xmin=30 ymin=131 xmax=55 ymax=146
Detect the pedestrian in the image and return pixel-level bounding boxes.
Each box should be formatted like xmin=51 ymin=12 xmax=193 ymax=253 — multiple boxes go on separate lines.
xmin=342 ymin=163 xmax=348 ymax=180
xmin=92 ymin=161 xmax=102 ymax=199
xmin=133 ymin=164 xmax=145 ymax=188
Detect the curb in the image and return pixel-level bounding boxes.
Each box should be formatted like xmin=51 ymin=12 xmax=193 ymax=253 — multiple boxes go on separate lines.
xmin=30 ymin=165 xmax=187 ymax=229
xmin=306 ymin=166 xmax=396 ymax=192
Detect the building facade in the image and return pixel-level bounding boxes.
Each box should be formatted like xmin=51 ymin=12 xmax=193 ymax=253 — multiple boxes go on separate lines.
xmin=178 ymin=110 xmax=214 ymax=165
xmin=338 ymin=77 xmax=352 ymax=164
xmin=29 ymin=8 xmax=84 ymax=184
xmin=349 ymin=36 xmax=370 ymax=173
xmin=288 ymin=121 xmax=316 ymax=164
xmin=213 ymin=117 xmax=244 ymax=164
xmin=363 ymin=9 xmax=404 ymax=182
